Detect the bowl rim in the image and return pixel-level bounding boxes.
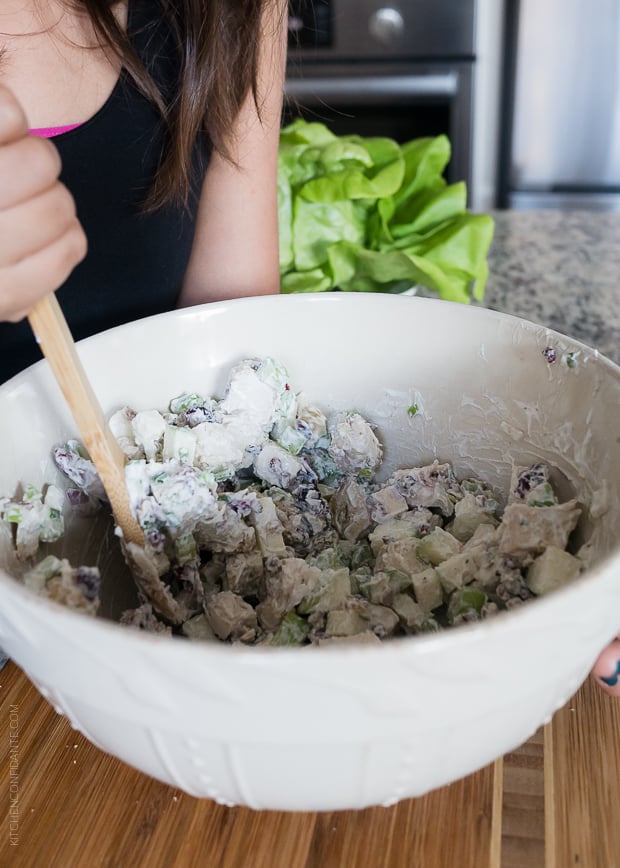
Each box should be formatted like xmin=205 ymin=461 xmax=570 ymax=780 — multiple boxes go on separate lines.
xmin=5 ymin=292 xmax=620 ymax=391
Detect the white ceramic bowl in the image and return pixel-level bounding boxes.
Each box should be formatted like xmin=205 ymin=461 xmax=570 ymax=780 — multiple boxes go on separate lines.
xmin=0 ymin=293 xmax=619 ymax=812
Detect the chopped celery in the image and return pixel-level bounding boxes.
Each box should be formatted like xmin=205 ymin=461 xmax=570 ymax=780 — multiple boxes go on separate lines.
xmin=271 ymin=612 xmax=310 ymax=646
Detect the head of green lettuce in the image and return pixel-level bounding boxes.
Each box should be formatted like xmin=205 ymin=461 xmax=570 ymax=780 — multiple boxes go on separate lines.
xmin=278 ymin=119 xmax=495 ymax=303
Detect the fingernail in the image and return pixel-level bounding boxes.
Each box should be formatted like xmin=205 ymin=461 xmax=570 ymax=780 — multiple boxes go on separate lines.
xmin=598 ymin=660 xmax=620 ymax=687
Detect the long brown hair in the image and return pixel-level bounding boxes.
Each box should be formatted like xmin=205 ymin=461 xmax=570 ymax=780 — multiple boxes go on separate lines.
xmin=80 ymin=0 xmax=280 ymax=209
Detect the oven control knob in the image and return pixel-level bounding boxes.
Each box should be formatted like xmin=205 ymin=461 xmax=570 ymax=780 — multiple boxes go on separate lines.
xmin=368 ymin=7 xmax=405 ymax=46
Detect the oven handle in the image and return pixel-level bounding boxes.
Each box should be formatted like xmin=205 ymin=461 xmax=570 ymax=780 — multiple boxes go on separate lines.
xmin=285 ymin=72 xmax=459 ymax=103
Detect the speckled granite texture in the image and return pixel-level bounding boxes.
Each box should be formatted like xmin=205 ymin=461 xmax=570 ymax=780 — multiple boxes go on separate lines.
xmin=481 ymin=210 xmax=620 ymax=365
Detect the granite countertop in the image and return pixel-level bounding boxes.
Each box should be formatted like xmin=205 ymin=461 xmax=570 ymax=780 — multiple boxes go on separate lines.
xmin=480 ymin=210 xmax=620 ymax=365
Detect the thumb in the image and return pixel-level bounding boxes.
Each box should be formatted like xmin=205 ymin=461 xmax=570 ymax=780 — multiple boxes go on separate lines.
xmin=0 ymin=84 xmax=29 ymax=145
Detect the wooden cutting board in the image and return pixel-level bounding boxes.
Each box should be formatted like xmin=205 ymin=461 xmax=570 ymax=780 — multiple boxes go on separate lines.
xmin=0 ymin=661 xmax=618 ymax=867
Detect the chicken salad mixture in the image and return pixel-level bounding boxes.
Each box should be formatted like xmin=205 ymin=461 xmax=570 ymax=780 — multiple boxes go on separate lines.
xmin=0 ymin=358 xmax=587 ymax=646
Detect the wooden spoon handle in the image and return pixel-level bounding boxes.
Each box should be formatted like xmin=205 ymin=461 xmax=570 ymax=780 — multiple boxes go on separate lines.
xmin=28 ymin=294 xmax=144 ymax=547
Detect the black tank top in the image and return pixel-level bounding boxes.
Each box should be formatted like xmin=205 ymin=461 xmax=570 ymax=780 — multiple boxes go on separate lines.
xmin=0 ymin=0 xmax=209 ymax=383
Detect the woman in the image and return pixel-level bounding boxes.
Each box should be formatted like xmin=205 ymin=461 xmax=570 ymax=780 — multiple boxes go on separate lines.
xmin=0 ymin=0 xmax=287 ymax=381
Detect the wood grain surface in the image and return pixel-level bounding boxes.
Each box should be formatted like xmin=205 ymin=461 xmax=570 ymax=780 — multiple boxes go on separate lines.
xmin=0 ymin=661 xmax=618 ymax=867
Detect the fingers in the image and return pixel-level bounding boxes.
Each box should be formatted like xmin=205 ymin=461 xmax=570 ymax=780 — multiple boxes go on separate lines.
xmin=0 ymin=86 xmax=87 ymax=322
xmin=0 ymin=134 xmax=62 ymax=209
xmin=0 ymin=225 xmax=88 ymax=322
xmin=592 ymin=638 xmax=620 ymax=696
xmin=0 ymin=182 xmax=80 ymax=263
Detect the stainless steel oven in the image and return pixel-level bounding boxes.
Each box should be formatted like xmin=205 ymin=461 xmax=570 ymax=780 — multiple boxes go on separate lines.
xmin=285 ymin=0 xmax=477 ymax=190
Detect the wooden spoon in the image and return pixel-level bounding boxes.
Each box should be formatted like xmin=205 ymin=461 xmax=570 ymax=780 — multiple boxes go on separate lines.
xmin=28 ymin=294 xmax=144 ymax=547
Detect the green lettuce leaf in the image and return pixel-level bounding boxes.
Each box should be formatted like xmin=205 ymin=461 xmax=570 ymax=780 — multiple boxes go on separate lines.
xmin=278 ymin=119 xmax=495 ymax=303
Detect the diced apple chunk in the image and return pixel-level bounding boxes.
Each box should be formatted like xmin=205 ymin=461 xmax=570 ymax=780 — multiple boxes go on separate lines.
xmin=417 ymin=527 xmax=461 ymax=565
xmin=526 ymin=546 xmax=582 ymax=595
